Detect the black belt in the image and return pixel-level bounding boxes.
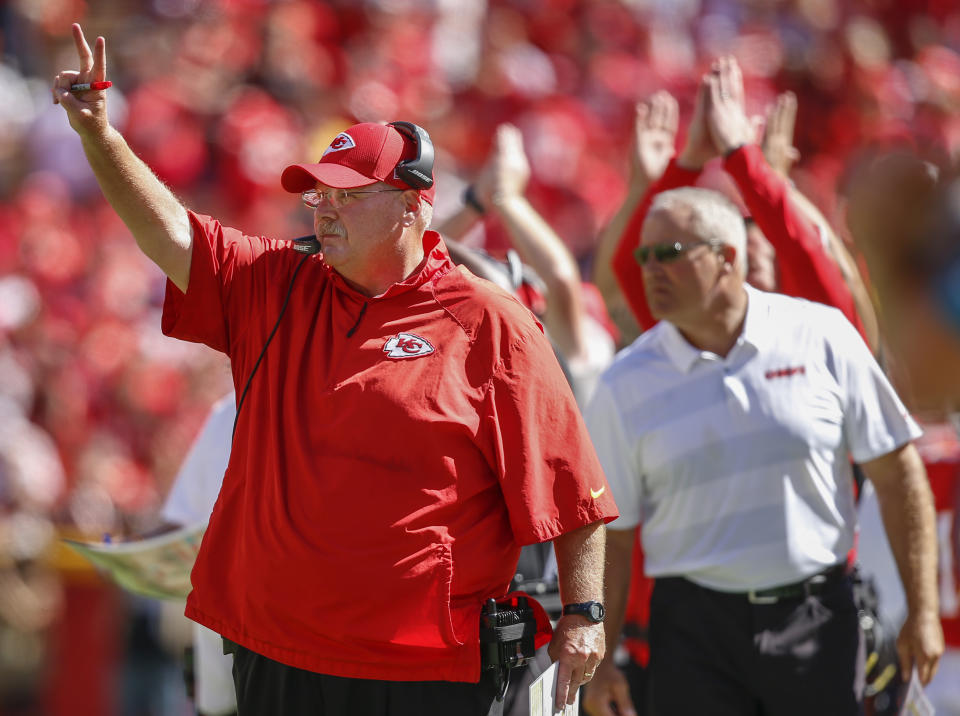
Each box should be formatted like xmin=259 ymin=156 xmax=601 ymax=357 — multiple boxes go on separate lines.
xmin=742 ymin=563 xmax=849 ymax=604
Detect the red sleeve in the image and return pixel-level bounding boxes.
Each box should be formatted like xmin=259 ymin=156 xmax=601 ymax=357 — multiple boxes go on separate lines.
xmin=612 ymin=160 xmax=700 ymax=330
xmin=161 ymin=211 xmax=285 ymax=355
xmin=482 ymin=324 xmax=618 ymax=545
xmin=723 ymin=146 xmax=866 ymax=341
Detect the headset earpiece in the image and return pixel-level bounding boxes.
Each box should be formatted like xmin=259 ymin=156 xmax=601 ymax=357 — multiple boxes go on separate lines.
xmin=291 ymin=234 xmax=321 ymax=255
xmin=388 ymin=121 xmax=435 ymax=190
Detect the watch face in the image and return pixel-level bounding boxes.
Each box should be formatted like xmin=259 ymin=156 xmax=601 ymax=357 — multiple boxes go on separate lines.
xmin=564 ymin=601 xmax=605 ymax=622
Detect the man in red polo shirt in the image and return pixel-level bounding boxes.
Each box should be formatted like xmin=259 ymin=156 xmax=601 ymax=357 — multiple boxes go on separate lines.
xmin=54 ymin=24 xmax=618 ymax=716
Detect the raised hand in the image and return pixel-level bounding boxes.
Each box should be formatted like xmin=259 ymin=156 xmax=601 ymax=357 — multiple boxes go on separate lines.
xmin=762 ymin=92 xmax=801 ymax=177
xmin=676 ymin=74 xmax=716 ymax=170
xmin=52 ymin=23 xmax=110 ymax=137
xmin=630 ymin=91 xmax=679 ymax=186
xmin=473 ymin=123 xmax=531 ymax=208
xmin=705 ymin=56 xmax=756 ymax=157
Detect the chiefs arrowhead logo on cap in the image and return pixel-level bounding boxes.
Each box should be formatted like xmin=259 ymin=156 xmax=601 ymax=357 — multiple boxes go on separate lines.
xmin=383 ymin=333 xmax=434 ymax=359
xmin=322 ymin=132 xmax=356 ymax=157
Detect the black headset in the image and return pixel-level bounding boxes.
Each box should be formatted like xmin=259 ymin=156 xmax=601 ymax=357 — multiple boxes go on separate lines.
xmin=291 ymin=235 xmax=322 ymax=254
xmin=388 ymin=121 xmax=435 ymax=190
xmin=291 ymin=120 xmax=434 ymax=256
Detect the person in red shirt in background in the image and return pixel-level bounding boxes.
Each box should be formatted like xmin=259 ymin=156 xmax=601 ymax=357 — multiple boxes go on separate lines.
xmin=53 ymin=23 xmax=619 ymax=716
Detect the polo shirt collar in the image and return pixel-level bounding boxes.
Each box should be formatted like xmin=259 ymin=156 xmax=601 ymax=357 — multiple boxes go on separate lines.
xmin=740 ymin=284 xmax=775 ymax=352
xmin=659 ymin=321 xmax=703 ymax=373
xmin=660 ymin=284 xmax=773 ymax=372
xmin=328 ymin=230 xmax=452 ymax=300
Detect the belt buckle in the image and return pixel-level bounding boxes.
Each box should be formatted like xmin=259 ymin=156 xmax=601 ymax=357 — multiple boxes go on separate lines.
xmin=747 ymin=589 xmax=779 ymax=605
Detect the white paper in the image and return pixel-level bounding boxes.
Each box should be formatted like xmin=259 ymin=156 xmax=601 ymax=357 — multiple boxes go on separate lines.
xmin=899 ymin=669 xmax=935 ymax=716
xmin=63 ymin=522 xmax=206 ymax=600
xmin=529 ymin=661 xmax=580 ymax=716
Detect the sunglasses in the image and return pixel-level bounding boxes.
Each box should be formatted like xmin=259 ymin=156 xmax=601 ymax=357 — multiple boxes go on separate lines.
xmin=634 ymin=240 xmax=717 ymax=265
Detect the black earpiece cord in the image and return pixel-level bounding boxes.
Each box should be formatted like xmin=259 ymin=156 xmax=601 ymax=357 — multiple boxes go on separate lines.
xmin=346 ymin=302 xmax=367 ymax=338
xmin=231 ymin=253 xmax=310 ymax=442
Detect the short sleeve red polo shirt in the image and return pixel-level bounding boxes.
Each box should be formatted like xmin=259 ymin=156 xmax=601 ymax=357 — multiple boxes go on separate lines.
xmin=162 ymin=212 xmax=617 ymax=681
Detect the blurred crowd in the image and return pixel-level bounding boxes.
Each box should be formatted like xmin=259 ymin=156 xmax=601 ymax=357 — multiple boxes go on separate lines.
xmin=2 ymin=0 xmax=960 ymax=714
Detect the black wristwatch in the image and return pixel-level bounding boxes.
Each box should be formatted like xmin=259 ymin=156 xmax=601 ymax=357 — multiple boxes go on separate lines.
xmin=562 ymin=601 xmax=605 ymax=623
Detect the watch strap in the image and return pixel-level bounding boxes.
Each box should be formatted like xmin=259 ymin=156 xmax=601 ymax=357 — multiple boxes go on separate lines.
xmin=562 ymin=601 xmax=605 ymax=622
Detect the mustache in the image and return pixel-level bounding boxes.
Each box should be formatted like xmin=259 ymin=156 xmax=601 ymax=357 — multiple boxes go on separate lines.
xmin=316 ymin=222 xmax=345 ymax=237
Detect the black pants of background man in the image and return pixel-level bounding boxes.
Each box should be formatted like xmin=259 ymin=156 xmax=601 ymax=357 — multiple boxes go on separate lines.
xmin=647 ymin=574 xmax=864 ymax=715
xmin=230 ymin=643 xmax=504 ymax=716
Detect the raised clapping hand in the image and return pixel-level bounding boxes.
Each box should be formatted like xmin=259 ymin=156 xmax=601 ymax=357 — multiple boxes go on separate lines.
xmin=704 ymin=55 xmax=756 ymax=157
xmin=676 ymin=72 xmax=716 ymax=171
xmin=630 ymin=91 xmax=679 ymax=187
xmin=548 ymin=614 xmax=606 ymax=710
xmin=761 ymin=92 xmax=802 ymax=178
xmin=473 ymin=123 xmax=531 ymax=208
xmin=52 ymin=23 xmax=110 ymax=136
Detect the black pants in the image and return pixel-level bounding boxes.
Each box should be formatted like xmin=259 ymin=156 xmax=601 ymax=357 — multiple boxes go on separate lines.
xmin=231 ymin=644 xmax=504 ymax=716
xmin=647 ymin=575 xmax=864 ymax=716
xmin=622 ymin=657 xmax=649 ymax=715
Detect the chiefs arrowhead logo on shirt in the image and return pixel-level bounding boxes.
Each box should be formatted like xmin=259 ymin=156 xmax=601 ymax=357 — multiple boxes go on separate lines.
xmin=322 ymin=132 xmax=356 ymax=157
xmin=383 ymin=333 xmax=435 ymax=359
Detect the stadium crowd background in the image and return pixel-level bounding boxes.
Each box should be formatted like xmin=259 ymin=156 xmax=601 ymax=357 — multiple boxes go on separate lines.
xmin=0 ymin=0 xmax=959 ymax=714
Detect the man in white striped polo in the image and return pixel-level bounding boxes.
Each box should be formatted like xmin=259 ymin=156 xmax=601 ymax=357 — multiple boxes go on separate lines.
xmin=582 ymin=185 xmax=943 ymax=716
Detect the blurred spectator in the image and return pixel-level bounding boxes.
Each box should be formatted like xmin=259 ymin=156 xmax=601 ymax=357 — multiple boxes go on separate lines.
xmin=592 ymin=91 xmax=677 ymax=349
xmin=758 ymin=90 xmax=881 ymax=352
xmin=845 ymin=150 xmax=960 ymax=414
xmin=0 ymin=395 xmax=64 ymax=714
xmin=846 ymin=162 xmax=960 ymax=715
xmin=160 ymin=394 xmax=236 ymax=716
xmin=438 ymin=122 xmax=615 ymax=404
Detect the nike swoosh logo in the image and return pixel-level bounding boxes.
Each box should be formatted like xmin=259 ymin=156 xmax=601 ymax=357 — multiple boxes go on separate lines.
xmin=590 ymin=486 xmax=606 ymax=499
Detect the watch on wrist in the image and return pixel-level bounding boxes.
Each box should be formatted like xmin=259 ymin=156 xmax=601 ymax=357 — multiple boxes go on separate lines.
xmin=463 ymin=184 xmax=486 ymax=215
xmin=562 ymin=601 xmax=605 ymax=623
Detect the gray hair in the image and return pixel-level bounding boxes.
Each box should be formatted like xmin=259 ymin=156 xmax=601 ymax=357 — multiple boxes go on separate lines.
xmin=417 ymin=199 xmax=434 ymax=232
xmin=648 ymin=187 xmax=748 ymax=277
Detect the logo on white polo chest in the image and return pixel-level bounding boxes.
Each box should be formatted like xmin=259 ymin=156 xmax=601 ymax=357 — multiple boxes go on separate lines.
xmin=383 ymin=333 xmax=435 ymax=359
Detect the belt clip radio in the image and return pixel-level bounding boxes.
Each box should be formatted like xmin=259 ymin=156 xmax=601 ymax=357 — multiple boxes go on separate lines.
xmin=480 ymin=595 xmax=537 ymax=700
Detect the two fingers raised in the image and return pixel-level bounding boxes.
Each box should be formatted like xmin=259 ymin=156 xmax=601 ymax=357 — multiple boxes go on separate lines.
xmin=52 ymin=23 xmax=107 ymax=106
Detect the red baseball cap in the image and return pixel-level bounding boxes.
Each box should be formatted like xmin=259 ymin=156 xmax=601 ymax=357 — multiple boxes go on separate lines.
xmin=281 ymin=122 xmax=435 ymax=204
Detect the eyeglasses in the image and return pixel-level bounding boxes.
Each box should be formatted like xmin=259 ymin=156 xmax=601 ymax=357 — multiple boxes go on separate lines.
xmin=634 ymin=240 xmax=717 ymax=266
xmin=301 ymin=187 xmax=403 ymax=209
